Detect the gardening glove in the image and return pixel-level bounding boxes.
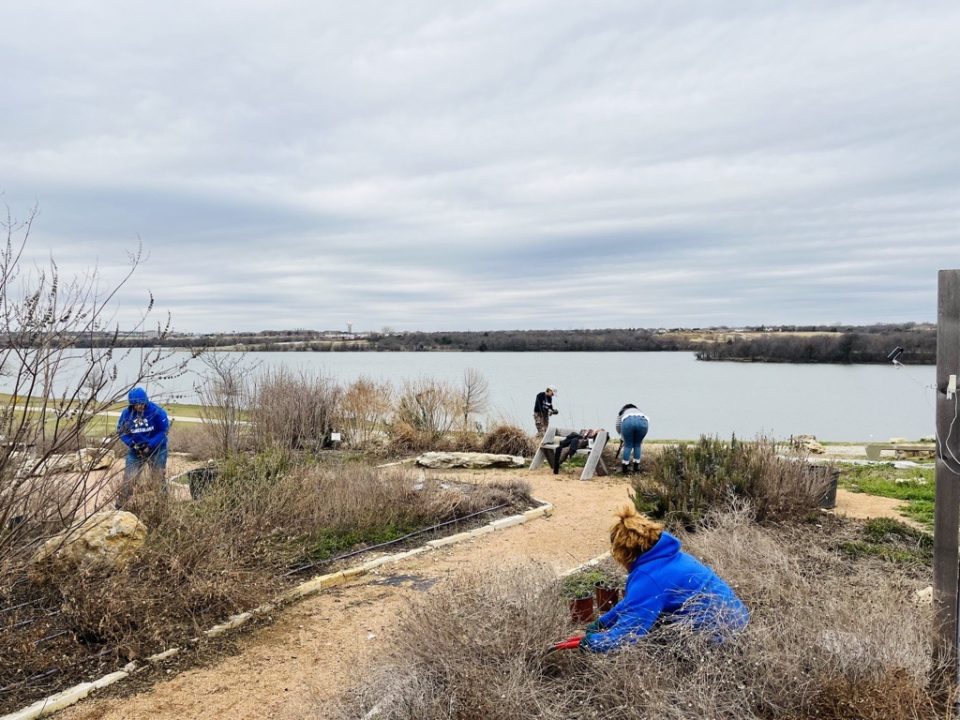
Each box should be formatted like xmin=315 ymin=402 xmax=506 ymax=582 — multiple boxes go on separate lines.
xmin=584 ymin=618 xmax=604 ymax=634
xmin=550 ymin=408 xmax=559 ymax=415
xmin=135 ymin=443 xmax=149 ymax=457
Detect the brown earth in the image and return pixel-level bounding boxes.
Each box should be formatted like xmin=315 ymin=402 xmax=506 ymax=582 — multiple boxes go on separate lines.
xmin=56 ymin=461 xmax=920 ymax=720
xmin=60 ymin=467 xmax=632 ymax=720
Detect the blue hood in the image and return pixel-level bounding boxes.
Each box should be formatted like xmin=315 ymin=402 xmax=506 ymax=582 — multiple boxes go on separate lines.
xmin=128 ymin=387 xmax=149 ymax=405
xmin=633 ymin=531 xmax=681 ymax=569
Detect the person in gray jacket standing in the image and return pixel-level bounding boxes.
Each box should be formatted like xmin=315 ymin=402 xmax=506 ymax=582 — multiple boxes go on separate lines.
xmin=616 ymin=404 xmax=649 ymax=475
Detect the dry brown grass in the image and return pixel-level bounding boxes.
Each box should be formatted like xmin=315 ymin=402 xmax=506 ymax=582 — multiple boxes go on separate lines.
xmin=481 ymin=424 xmax=537 ymax=457
xmin=334 ymin=508 xmax=948 ymax=720
xmin=0 ymin=459 xmax=532 ymax=712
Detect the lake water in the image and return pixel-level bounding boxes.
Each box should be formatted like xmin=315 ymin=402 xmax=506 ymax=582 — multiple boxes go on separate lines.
xmin=18 ymin=350 xmax=933 ymax=442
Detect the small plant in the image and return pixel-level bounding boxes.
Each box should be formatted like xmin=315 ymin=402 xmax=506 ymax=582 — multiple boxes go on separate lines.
xmin=561 ymin=562 xmax=624 ymax=599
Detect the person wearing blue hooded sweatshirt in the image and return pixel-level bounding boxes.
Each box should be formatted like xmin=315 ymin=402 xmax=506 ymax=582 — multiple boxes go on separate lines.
xmin=116 ymin=387 xmax=170 ymax=508
xmin=580 ymin=505 xmax=748 ymax=652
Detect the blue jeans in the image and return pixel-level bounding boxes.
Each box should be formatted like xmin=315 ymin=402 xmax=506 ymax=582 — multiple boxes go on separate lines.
xmin=118 ymin=444 xmax=168 ymax=508
xmin=620 ymin=415 xmax=648 ymax=463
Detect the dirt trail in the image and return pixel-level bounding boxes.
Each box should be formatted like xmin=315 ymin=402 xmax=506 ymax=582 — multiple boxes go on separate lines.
xmin=55 ymin=465 xmax=921 ymax=720
xmin=61 ymin=469 xmax=635 ymax=720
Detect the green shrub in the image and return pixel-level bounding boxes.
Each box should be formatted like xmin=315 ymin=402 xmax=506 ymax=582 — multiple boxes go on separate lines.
xmin=634 ymin=435 xmax=832 ymax=525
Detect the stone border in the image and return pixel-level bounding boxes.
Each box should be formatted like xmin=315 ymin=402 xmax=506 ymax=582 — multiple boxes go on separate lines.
xmin=2 ymin=499 xmax=554 ymax=720
xmin=558 ymin=550 xmax=612 ymax=579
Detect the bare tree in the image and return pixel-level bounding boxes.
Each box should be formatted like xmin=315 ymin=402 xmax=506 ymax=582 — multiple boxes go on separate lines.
xmin=194 ymin=352 xmax=257 ymax=458
xmin=457 ymin=368 xmax=489 ymax=432
xmin=0 ymin=205 xmax=188 ymax=574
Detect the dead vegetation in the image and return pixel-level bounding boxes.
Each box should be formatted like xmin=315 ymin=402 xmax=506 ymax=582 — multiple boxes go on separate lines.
xmin=0 ymin=459 xmax=533 ymax=712
xmin=334 ymin=509 xmax=946 ymax=720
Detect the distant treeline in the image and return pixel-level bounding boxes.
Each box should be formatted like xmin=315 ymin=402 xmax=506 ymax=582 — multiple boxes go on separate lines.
xmin=365 ymin=329 xmax=690 ymax=352
xmin=695 ymin=324 xmax=936 ymax=364
xmin=64 ymin=323 xmax=938 ymax=363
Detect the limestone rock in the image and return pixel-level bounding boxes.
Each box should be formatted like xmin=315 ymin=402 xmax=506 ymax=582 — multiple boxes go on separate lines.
xmin=30 ymin=510 xmax=147 ymax=576
xmin=416 ymin=451 xmax=525 ymax=469
xmin=792 ymin=434 xmax=825 ymax=454
xmin=913 ymin=585 xmax=933 ymax=606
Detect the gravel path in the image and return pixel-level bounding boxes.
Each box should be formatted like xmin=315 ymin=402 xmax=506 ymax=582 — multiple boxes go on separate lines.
xmin=57 ymin=458 xmax=917 ymax=720
xmin=61 ymin=468 xmax=634 ymax=720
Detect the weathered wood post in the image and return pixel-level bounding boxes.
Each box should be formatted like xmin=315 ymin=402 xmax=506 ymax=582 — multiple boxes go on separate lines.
xmin=933 ymin=269 xmax=960 ymax=694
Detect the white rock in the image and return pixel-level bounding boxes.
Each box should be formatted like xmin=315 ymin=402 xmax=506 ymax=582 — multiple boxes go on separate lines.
xmin=415 ymin=452 xmax=525 ymax=469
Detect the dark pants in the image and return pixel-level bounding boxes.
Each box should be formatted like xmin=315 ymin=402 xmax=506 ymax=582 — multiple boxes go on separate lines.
xmin=553 ymin=433 xmax=583 ymax=473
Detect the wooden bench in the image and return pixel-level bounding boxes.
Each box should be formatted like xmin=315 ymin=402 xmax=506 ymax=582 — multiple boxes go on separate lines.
xmin=529 ymin=427 xmax=609 ymax=480
xmin=864 ymin=442 xmax=936 ymax=462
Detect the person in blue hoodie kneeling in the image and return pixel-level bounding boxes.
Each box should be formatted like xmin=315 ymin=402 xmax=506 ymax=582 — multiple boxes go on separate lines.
xmin=581 ymin=505 xmax=748 ymax=652
xmin=116 ymin=387 xmax=170 ymax=508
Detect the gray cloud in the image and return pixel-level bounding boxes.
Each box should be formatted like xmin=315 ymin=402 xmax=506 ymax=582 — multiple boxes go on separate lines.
xmin=1 ymin=0 xmax=958 ymax=331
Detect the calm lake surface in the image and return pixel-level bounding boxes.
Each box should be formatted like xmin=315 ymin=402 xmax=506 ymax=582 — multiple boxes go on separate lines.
xmin=15 ymin=351 xmax=937 ymax=442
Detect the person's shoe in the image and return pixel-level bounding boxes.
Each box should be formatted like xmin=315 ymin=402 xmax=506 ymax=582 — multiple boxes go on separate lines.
xmin=631 ymin=461 xmax=641 ymax=475
xmin=620 ymin=463 xmax=630 ymax=476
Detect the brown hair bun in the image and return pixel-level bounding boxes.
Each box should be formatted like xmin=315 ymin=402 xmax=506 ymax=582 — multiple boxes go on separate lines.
xmin=609 ymin=504 xmax=664 ymax=569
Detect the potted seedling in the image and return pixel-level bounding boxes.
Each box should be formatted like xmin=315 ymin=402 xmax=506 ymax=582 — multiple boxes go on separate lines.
xmin=594 ymin=581 xmax=620 ymax=613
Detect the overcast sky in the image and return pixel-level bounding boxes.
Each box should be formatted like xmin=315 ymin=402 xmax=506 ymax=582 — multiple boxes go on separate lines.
xmin=2 ymin=0 xmax=958 ymax=332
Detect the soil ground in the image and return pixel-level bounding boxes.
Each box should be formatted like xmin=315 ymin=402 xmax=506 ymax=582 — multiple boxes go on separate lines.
xmin=56 ymin=458 xmax=920 ymax=720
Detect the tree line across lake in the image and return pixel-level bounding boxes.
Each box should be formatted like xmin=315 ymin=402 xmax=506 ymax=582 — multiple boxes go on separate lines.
xmin=67 ymin=323 xmax=937 ymax=364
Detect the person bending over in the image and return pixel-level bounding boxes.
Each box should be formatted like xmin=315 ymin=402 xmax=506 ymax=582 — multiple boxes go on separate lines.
xmin=615 ymin=404 xmax=648 ymax=475
xmin=116 ymin=387 xmax=170 ymax=508
xmin=581 ymin=505 xmax=748 ymax=652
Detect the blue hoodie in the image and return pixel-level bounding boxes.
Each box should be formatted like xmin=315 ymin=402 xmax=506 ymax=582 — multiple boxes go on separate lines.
xmin=582 ymin=532 xmax=748 ymax=652
xmin=117 ymin=387 xmax=170 ymax=452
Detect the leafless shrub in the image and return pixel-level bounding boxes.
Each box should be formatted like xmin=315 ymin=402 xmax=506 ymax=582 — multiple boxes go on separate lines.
xmin=481 ymin=424 xmax=537 ymax=457
xmin=389 ymin=378 xmax=458 ymax=451
xmin=167 ymin=423 xmax=220 ymax=461
xmin=0 ymin=205 xmax=188 ymax=577
xmin=194 ymin=352 xmax=257 ymax=458
xmin=249 ymin=367 xmax=341 ymax=453
xmin=335 ymin=511 xmax=948 ymax=720
xmin=339 ymin=377 xmax=392 ymax=450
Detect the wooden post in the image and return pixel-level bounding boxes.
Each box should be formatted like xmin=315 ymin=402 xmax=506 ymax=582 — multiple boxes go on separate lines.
xmin=933 ymin=269 xmax=960 ymax=693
